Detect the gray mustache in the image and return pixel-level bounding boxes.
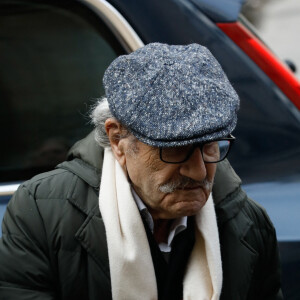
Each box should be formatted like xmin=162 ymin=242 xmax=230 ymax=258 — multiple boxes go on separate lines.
xmin=159 ymin=176 xmax=212 ymax=194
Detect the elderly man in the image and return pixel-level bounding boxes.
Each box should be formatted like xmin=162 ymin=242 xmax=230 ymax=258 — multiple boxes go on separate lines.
xmin=0 ymin=43 xmax=282 ymax=299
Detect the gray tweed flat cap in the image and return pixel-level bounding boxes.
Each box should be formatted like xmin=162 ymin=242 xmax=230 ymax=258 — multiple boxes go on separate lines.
xmin=103 ymin=43 xmax=239 ymax=147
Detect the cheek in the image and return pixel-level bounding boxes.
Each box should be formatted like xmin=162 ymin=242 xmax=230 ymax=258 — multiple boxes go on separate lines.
xmin=124 ymin=151 xmax=155 ymax=191
xmin=135 ymin=151 xmax=173 ymax=185
xmin=125 ymin=156 xmax=145 ymax=184
xmin=126 ymin=156 xmax=176 ymax=201
xmin=205 ymin=163 xmax=217 ymax=182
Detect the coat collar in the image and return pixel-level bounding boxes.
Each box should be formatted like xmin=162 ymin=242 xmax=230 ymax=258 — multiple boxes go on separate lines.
xmin=68 ymin=130 xmax=104 ymax=171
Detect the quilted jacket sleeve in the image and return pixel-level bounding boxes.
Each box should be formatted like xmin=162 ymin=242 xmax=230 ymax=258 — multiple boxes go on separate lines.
xmin=263 ymin=230 xmax=284 ymax=300
xmin=0 ymin=185 xmax=57 ymax=299
xmin=245 ymin=197 xmax=284 ymax=300
xmin=255 ymin=204 xmax=284 ymax=300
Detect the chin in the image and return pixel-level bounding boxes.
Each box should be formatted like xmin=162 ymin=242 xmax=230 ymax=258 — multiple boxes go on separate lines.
xmin=159 ymin=188 xmax=210 ymax=218
xmin=177 ymin=200 xmax=207 ymax=217
xmin=170 ymin=194 xmax=208 ymax=218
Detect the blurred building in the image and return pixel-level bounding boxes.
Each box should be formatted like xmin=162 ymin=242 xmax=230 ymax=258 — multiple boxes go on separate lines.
xmin=243 ymin=0 xmax=300 ymax=79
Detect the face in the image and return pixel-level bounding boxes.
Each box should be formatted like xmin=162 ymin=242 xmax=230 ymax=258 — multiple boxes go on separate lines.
xmin=106 ymin=119 xmax=217 ymax=220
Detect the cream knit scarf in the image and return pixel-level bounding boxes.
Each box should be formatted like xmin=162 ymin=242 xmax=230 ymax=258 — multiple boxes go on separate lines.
xmin=99 ymin=148 xmax=223 ymax=300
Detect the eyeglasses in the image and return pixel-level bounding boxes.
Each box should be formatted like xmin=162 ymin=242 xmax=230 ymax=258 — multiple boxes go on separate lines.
xmin=159 ymin=135 xmax=235 ymax=164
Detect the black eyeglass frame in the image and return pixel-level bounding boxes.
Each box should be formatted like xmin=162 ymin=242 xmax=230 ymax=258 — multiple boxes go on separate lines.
xmin=159 ymin=134 xmax=236 ymax=164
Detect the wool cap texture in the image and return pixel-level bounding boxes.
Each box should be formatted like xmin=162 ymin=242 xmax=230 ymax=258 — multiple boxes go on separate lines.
xmin=103 ymin=43 xmax=240 ymax=147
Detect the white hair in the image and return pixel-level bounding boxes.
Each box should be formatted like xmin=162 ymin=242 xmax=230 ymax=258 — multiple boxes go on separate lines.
xmin=90 ymin=97 xmax=114 ymax=148
xmin=90 ymin=97 xmax=137 ymax=150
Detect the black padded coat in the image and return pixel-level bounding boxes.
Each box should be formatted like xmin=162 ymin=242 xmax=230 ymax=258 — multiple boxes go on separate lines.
xmin=0 ymin=131 xmax=283 ymax=299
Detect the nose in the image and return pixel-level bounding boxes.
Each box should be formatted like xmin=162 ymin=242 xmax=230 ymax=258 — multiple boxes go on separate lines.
xmin=179 ymin=147 xmax=207 ymax=181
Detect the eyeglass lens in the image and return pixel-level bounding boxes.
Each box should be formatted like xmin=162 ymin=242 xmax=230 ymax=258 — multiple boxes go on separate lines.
xmin=161 ymin=140 xmax=230 ymax=163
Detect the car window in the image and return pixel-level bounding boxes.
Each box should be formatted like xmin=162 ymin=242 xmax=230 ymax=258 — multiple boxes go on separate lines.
xmin=0 ymin=0 xmax=125 ymax=182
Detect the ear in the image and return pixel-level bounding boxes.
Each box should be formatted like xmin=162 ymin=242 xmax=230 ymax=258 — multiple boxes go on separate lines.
xmin=105 ymin=119 xmax=127 ymax=167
